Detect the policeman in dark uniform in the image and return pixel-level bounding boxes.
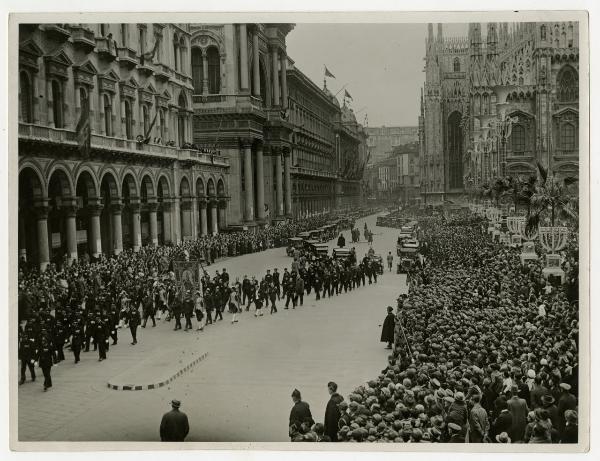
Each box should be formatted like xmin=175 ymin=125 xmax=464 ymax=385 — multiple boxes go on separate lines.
xmin=19 ymin=325 xmax=37 ymax=384
xmin=71 ymin=318 xmax=84 ymax=364
xmin=37 ymin=332 xmax=54 ymax=391
xmin=93 ymin=314 xmax=107 ymax=361
xmin=273 ymin=268 xmax=281 ymax=300
xmin=128 ymin=304 xmax=141 ymax=345
xmin=53 ymin=316 xmax=67 ymax=363
xmin=183 ymin=291 xmax=194 ymax=330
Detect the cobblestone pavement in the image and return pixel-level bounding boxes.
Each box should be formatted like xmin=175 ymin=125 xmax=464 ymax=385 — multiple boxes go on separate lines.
xmin=18 ymin=212 xmax=407 ymax=442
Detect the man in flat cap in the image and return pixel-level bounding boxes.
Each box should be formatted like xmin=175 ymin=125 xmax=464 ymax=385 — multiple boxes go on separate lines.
xmin=557 ymin=383 xmax=577 ymax=434
xmin=160 ymin=399 xmax=190 ymax=442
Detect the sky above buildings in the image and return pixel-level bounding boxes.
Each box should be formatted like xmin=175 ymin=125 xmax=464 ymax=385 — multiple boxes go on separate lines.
xmin=286 ymin=23 xmax=469 ymax=128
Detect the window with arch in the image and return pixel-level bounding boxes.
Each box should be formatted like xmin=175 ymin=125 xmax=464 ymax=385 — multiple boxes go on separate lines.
xmin=568 ymin=24 xmax=574 ymax=47
xmin=557 ymin=66 xmax=578 ymax=102
xmin=482 ymin=93 xmax=489 ymax=115
xmin=207 ymin=46 xmax=221 ymax=94
xmin=173 ymin=34 xmax=179 ymax=71
xmin=51 ymin=80 xmax=64 ymax=128
xmin=453 ymin=57 xmax=460 ymax=72
xmin=20 ymin=71 xmax=33 ymax=123
xmin=561 ymin=123 xmax=576 ymax=150
xmin=124 ymin=99 xmax=133 ymax=139
xmin=139 ymin=26 xmax=146 ymax=56
xmin=100 ymin=24 xmax=108 ymax=37
xmin=511 ymin=125 xmax=526 ymax=154
xmin=179 ymin=37 xmax=186 ymax=73
xmin=191 ymin=48 xmax=203 ymax=94
xmin=79 ymin=87 xmax=88 ymax=116
xmin=541 ymin=25 xmax=547 ymax=40
xmin=103 ymin=94 xmax=112 ymax=136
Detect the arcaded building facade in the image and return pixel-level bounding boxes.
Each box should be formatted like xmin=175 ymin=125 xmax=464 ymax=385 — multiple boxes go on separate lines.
xmin=420 ymin=22 xmax=580 ymax=204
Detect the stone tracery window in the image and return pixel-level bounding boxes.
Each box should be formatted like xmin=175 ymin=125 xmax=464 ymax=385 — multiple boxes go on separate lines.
xmin=561 ymin=123 xmax=576 ymax=150
xmin=511 ymin=124 xmax=525 ymax=154
xmin=20 ymin=71 xmax=33 ymax=123
xmin=453 ymin=57 xmax=460 ymax=72
xmin=557 ymin=66 xmax=578 ymax=102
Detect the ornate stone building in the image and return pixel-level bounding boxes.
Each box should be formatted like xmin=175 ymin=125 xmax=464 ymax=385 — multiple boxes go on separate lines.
xmin=19 ymin=22 xmax=368 ymax=270
xmin=19 ymin=23 xmax=230 ymax=270
xmin=420 ymin=22 xmax=580 ymax=204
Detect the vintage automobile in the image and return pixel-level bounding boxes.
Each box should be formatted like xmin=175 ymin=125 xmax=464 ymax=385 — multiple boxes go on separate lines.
xmin=397 ymin=257 xmax=415 ymax=274
xmin=311 ymin=242 xmax=330 ymax=258
xmin=309 ymin=228 xmax=325 ymax=243
xmin=286 ymin=237 xmax=304 ymax=257
xmin=333 ymin=247 xmax=352 ymax=260
xmin=397 ymin=238 xmax=420 ymax=257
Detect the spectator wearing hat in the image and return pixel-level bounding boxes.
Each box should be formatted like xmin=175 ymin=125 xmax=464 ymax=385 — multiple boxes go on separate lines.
xmin=491 ymin=398 xmax=512 ymax=442
xmin=324 ymin=381 xmax=344 ymax=442
xmin=446 ymin=392 xmax=468 ymax=430
xmin=495 ymin=431 xmax=511 ymax=444
xmin=289 ymin=389 xmax=314 ymax=440
xmin=380 ymin=306 xmax=395 ymax=350
xmin=528 ymin=423 xmax=550 ymax=444
xmin=468 ymin=394 xmax=489 ymax=443
xmin=557 ymin=383 xmax=577 ymax=434
xmin=447 ymin=422 xmax=465 ymax=443
xmin=560 ymin=409 xmax=578 ymax=443
xmin=540 ymin=394 xmax=560 ymax=432
xmin=507 ymin=384 xmax=529 ymax=442
xmin=160 ymin=399 xmax=189 ymax=442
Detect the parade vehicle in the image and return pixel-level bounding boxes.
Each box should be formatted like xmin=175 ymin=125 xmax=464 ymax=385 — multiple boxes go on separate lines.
xmin=333 ymin=247 xmax=352 ymax=260
xmin=309 ymin=228 xmax=326 ymax=243
xmin=298 ymin=231 xmax=310 ymax=240
xmin=397 ymin=238 xmax=420 ymax=257
xmin=286 ymin=237 xmax=304 ymax=257
xmin=397 ymin=257 xmax=415 ymax=274
xmin=304 ymin=239 xmax=320 ymax=252
xmin=311 ymin=242 xmax=330 ymax=258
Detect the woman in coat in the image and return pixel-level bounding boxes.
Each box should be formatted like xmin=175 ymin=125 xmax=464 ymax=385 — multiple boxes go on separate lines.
xmin=380 ymin=306 xmax=395 ymax=349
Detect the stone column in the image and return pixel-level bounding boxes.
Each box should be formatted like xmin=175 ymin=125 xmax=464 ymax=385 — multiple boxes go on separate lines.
xmin=210 ymin=201 xmax=219 ymax=235
xmin=252 ymin=30 xmax=260 ymax=97
xmin=148 ymin=202 xmax=159 ymax=246
xmin=274 ymin=149 xmax=284 ymax=216
xmin=271 ymin=47 xmax=280 ymax=106
xmin=280 ymin=52 xmax=288 ymax=110
xmin=161 ymin=201 xmax=172 ymax=244
xmin=88 ymin=201 xmax=103 ymax=258
xmin=35 ymin=203 xmax=50 ymax=272
xmin=239 ymin=24 xmax=249 ymax=91
xmin=111 ymin=202 xmax=124 ymax=255
xmin=243 ymin=140 xmax=255 ymax=221
xmin=181 ymin=199 xmax=192 ymax=240
xmin=256 ymin=143 xmax=265 ymax=221
xmin=131 ymin=201 xmax=142 ymax=252
xmin=172 ymin=195 xmax=181 ymax=244
xmin=199 ymin=200 xmax=208 ymax=236
xmin=202 ymin=53 xmax=209 ymax=96
xmin=284 ymin=149 xmax=292 ymax=216
xmin=64 ymin=200 xmax=78 ymax=264
xmin=190 ymin=197 xmax=198 ymax=239
xmin=218 ymin=200 xmax=227 ymax=230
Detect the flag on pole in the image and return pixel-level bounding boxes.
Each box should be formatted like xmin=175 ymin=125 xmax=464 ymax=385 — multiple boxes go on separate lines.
xmin=324 ymin=66 xmax=336 ymax=78
xmin=76 ymin=96 xmax=91 ymax=158
xmin=344 ymin=89 xmax=353 ymax=101
xmin=143 ymin=110 xmax=159 ymax=144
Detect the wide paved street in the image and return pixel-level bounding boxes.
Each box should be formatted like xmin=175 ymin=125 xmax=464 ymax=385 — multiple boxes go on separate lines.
xmin=18 ymin=212 xmax=407 ymax=442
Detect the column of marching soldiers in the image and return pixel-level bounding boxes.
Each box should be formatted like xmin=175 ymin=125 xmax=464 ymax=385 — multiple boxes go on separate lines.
xmin=18 ymin=242 xmax=383 ymax=392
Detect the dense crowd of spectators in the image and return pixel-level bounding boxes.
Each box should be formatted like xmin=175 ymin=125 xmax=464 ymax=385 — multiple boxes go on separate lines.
xmin=294 ymin=212 xmax=579 ymax=444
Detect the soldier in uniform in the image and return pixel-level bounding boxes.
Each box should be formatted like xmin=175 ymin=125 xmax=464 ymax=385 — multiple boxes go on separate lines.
xmin=128 ymin=304 xmax=141 ymax=345
xmin=19 ymin=325 xmax=37 ymax=384
xmin=53 ymin=315 xmax=67 ymax=363
xmin=38 ymin=334 xmax=55 ymax=391
xmin=273 ymin=268 xmax=281 ymax=300
xmin=70 ymin=318 xmax=84 ymax=364
xmin=93 ymin=314 xmax=107 ymax=361
xmin=183 ymin=291 xmax=194 ymax=331
xmin=142 ymin=293 xmax=156 ymax=328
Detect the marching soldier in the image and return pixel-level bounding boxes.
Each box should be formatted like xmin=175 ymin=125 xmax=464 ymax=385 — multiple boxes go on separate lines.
xmin=71 ymin=318 xmax=84 ymax=364
xmin=19 ymin=325 xmax=37 ymax=384
xmin=38 ymin=335 xmax=55 ymax=391
xmin=93 ymin=314 xmax=108 ymax=361
xmin=128 ymin=303 xmax=141 ymax=345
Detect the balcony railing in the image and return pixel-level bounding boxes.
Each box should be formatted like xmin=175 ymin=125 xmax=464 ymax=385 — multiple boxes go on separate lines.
xmin=95 ymin=37 xmax=117 ymax=61
xmin=154 ymin=63 xmax=173 ymax=81
xmin=70 ymin=26 xmax=96 ymax=52
xmin=42 ymin=24 xmax=71 ymax=42
xmin=291 ymin=166 xmax=337 ymax=179
xmin=18 ymin=123 xmax=229 ymax=168
xmin=192 ymin=94 xmax=265 ymax=116
xmin=116 ymin=47 xmax=138 ymax=68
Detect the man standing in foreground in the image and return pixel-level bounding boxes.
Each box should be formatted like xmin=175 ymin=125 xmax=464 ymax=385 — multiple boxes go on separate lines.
xmin=289 ymin=389 xmax=314 ymax=440
xmin=324 ymin=381 xmax=344 ymax=441
xmin=160 ymin=399 xmax=190 ymax=442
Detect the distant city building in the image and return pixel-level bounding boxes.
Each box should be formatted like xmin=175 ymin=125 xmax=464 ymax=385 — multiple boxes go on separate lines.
xmin=365 ymin=126 xmax=418 ymax=165
xmin=420 ymin=21 xmax=579 ymax=204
